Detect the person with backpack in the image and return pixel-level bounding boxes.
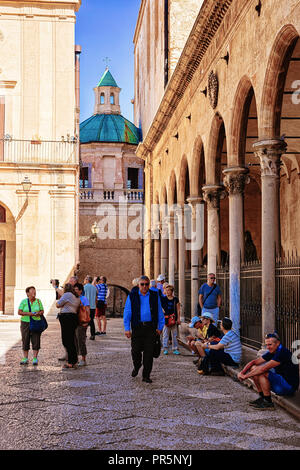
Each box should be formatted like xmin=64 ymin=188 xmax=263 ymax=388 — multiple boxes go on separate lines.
xmin=74 ymin=283 xmax=90 ymax=367
xmin=161 ymin=285 xmax=181 ymax=355
xmin=18 ymin=286 xmax=45 ymax=366
xmin=198 ymin=273 xmax=222 ymax=324
xmin=95 ymin=276 xmax=109 ymax=335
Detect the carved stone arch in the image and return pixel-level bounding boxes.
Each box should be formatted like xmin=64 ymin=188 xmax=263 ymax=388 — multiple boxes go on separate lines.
xmin=190 ymin=136 xmax=206 ymax=197
xmin=260 ymin=24 xmax=299 ymax=139
xmin=177 ymin=154 xmax=190 ymax=204
xmin=167 ymin=170 xmax=177 ymax=206
xmin=229 ymin=75 xmax=258 ymax=166
xmin=206 ymin=112 xmax=227 ymax=184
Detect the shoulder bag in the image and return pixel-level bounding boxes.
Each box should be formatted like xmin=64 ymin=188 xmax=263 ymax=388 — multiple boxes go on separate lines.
xmin=28 ymin=299 xmax=48 ymax=333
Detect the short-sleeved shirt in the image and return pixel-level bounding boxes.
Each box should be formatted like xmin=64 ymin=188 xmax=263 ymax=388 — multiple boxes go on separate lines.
xmin=262 ymin=344 xmax=299 ymax=391
xmin=83 ymin=283 xmax=97 ymax=309
xmin=18 ymin=298 xmax=43 ymax=323
xmin=57 ymin=292 xmax=81 ymax=314
xmin=161 ymin=296 xmax=179 ymax=321
xmin=199 ymin=283 xmax=221 ymax=309
xmin=219 ymin=330 xmax=242 ymax=364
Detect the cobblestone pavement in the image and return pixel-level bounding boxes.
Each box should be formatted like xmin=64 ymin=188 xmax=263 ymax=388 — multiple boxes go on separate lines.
xmin=0 ymin=317 xmax=300 ymax=451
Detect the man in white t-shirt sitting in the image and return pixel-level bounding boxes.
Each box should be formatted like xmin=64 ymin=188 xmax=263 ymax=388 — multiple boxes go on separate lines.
xmin=200 ymin=317 xmax=242 ymax=376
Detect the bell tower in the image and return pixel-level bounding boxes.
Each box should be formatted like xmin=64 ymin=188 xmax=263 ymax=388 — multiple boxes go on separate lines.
xmin=94 ymin=68 xmax=121 ymax=115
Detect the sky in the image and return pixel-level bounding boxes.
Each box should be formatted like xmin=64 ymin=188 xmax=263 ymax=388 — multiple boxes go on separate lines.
xmin=76 ymin=0 xmax=141 ymax=124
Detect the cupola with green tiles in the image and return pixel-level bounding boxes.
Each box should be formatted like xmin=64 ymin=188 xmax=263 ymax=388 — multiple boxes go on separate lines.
xmin=80 ymin=68 xmax=141 ymax=145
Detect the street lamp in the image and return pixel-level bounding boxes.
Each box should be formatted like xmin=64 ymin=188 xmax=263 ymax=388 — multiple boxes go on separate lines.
xmin=21 ymin=176 xmax=32 ymax=193
xmin=91 ymin=221 xmax=100 ymax=242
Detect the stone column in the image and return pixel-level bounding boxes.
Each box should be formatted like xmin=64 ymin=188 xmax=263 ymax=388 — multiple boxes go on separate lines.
xmin=153 ymin=222 xmax=161 ymax=281
xmin=187 ymin=196 xmax=204 ymax=316
xmin=176 ymin=203 xmax=186 ymax=321
xmin=160 ymin=216 xmax=168 ymax=278
xmin=253 ymin=139 xmax=287 ymax=337
xmin=167 ymin=214 xmax=175 ymax=285
xmin=202 ymin=185 xmax=225 ymax=276
xmin=223 ymin=167 xmax=250 ymax=333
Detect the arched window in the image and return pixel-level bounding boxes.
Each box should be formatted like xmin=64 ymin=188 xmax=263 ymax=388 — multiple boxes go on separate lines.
xmin=100 ymin=93 xmax=105 ymax=105
xmin=0 ymin=205 xmax=5 ymax=223
xmin=110 ymin=93 xmax=115 ymax=105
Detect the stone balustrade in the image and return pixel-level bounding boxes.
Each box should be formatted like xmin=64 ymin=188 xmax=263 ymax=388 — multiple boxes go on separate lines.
xmin=1 ymin=138 xmax=77 ymax=165
xmin=79 ymin=188 xmax=144 ymax=203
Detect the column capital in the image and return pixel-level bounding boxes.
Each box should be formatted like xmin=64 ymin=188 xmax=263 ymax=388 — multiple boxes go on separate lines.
xmin=223 ymin=166 xmax=250 ymax=195
xmin=186 ymin=195 xmax=204 ymax=219
xmin=202 ymin=184 xmax=226 ymax=209
xmin=253 ymin=138 xmax=287 ymax=177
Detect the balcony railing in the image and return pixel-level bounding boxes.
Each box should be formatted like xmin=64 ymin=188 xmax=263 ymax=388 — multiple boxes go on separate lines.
xmin=79 ymin=188 xmax=144 ymax=203
xmin=0 ymin=137 xmax=77 ymax=164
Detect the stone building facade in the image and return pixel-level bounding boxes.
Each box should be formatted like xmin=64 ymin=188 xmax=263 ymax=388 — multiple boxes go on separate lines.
xmin=79 ymin=69 xmax=143 ymax=304
xmin=134 ymin=0 xmax=300 ymax=347
xmin=0 ymin=0 xmax=81 ymax=315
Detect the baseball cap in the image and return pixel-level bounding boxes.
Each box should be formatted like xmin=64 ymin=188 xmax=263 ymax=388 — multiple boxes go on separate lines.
xmin=189 ymin=316 xmax=202 ymax=328
xmin=157 ymin=274 xmax=165 ymax=282
xmin=201 ymin=312 xmax=214 ymax=322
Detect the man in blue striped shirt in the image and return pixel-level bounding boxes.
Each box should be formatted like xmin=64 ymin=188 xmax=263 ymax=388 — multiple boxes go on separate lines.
xmin=200 ymin=317 xmax=241 ymax=375
xmin=124 ymin=275 xmax=165 ymax=383
xmin=95 ymin=276 xmax=109 ymax=335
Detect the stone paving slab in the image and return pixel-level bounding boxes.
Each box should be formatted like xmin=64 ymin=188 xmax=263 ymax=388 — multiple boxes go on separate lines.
xmin=0 ymin=317 xmax=300 ymax=450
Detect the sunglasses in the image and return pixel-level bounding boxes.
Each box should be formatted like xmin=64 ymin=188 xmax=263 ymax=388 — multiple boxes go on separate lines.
xmin=265 ymin=333 xmax=280 ymax=340
xmin=140 ymin=283 xmax=150 ymax=286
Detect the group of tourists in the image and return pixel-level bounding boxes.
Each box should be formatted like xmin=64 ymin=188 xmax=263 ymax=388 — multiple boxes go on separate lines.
xmin=18 ymin=275 xmax=109 ymax=369
xmin=17 ymin=270 xmax=299 ymax=409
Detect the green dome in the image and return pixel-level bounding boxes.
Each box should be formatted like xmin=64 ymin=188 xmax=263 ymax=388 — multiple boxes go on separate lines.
xmin=80 ymin=114 xmax=141 ymax=145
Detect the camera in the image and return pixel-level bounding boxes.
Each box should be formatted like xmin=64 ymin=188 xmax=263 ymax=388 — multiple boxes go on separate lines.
xmin=50 ymin=279 xmax=59 ymax=287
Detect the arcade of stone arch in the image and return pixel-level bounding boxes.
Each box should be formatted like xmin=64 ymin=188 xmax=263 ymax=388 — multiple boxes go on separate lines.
xmin=135 ymin=0 xmax=300 ymax=351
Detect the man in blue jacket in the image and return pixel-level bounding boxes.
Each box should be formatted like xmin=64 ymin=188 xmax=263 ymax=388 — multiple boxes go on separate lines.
xmin=124 ymin=275 xmax=165 ymax=383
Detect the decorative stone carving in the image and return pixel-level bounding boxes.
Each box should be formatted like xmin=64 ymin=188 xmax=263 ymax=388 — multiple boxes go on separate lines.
xmin=253 ymin=139 xmax=287 ymax=177
xmin=202 ymin=185 xmax=226 ymax=209
xmin=223 ymin=167 xmax=250 ymax=195
xmin=208 ymin=70 xmax=219 ymax=109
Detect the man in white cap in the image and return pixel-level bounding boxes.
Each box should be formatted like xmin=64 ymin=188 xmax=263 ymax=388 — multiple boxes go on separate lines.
xmin=156 ymin=274 xmax=165 ymax=296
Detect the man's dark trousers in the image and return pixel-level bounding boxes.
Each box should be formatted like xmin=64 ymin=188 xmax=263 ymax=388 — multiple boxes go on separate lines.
xmin=131 ymin=323 xmax=156 ymax=379
xmin=89 ymin=308 xmax=96 ymax=337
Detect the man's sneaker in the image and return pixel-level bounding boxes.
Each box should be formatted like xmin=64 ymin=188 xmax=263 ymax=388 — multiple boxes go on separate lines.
xmin=32 ymin=358 xmax=38 ymax=366
xmin=251 ymin=398 xmax=275 ymax=410
xmin=20 ymin=358 xmax=28 ymax=365
xmin=163 ymin=349 xmax=168 ymax=355
xmin=249 ymin=396 xmax=265 ymax=407
xmin=173 ymin=349 xmax=180 ymax=355
xmin=90 ymin=336 xmax=95 ymax=340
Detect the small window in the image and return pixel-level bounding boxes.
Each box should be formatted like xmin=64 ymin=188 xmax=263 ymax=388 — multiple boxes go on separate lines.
xmin=110 ymin=93 xmax=115 ymax=105
xmin=100 ymin=93 xmax=105 ymax=105
xmin=80 ymin=167 xmax=89 ymax=188
xmin=127 ymin=168 xmax=139 ymax=189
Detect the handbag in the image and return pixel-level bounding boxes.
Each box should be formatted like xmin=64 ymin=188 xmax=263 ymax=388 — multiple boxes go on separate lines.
xmin=165 ymin=313 xmax=176 ymax=327
xmin=78 ymin=302 xmax=90 ymax=326
xmin=28 ymin=299 xmax=48 ymax=333
xmin=153 ymin=334 xmax=161 ymax=358
xmin=164 ymin=298 xmax=177 ymax=327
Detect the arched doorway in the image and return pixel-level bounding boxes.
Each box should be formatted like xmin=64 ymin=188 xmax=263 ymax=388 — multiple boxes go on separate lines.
xmin=106 ymin=284 xmax=129 ymax=317
xmin=0 ymin=203 xmax=16 ymax=315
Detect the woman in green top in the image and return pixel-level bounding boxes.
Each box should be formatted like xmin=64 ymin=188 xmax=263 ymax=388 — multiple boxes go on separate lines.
xmin=18 ymin=286 xmax=44 ymax=366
